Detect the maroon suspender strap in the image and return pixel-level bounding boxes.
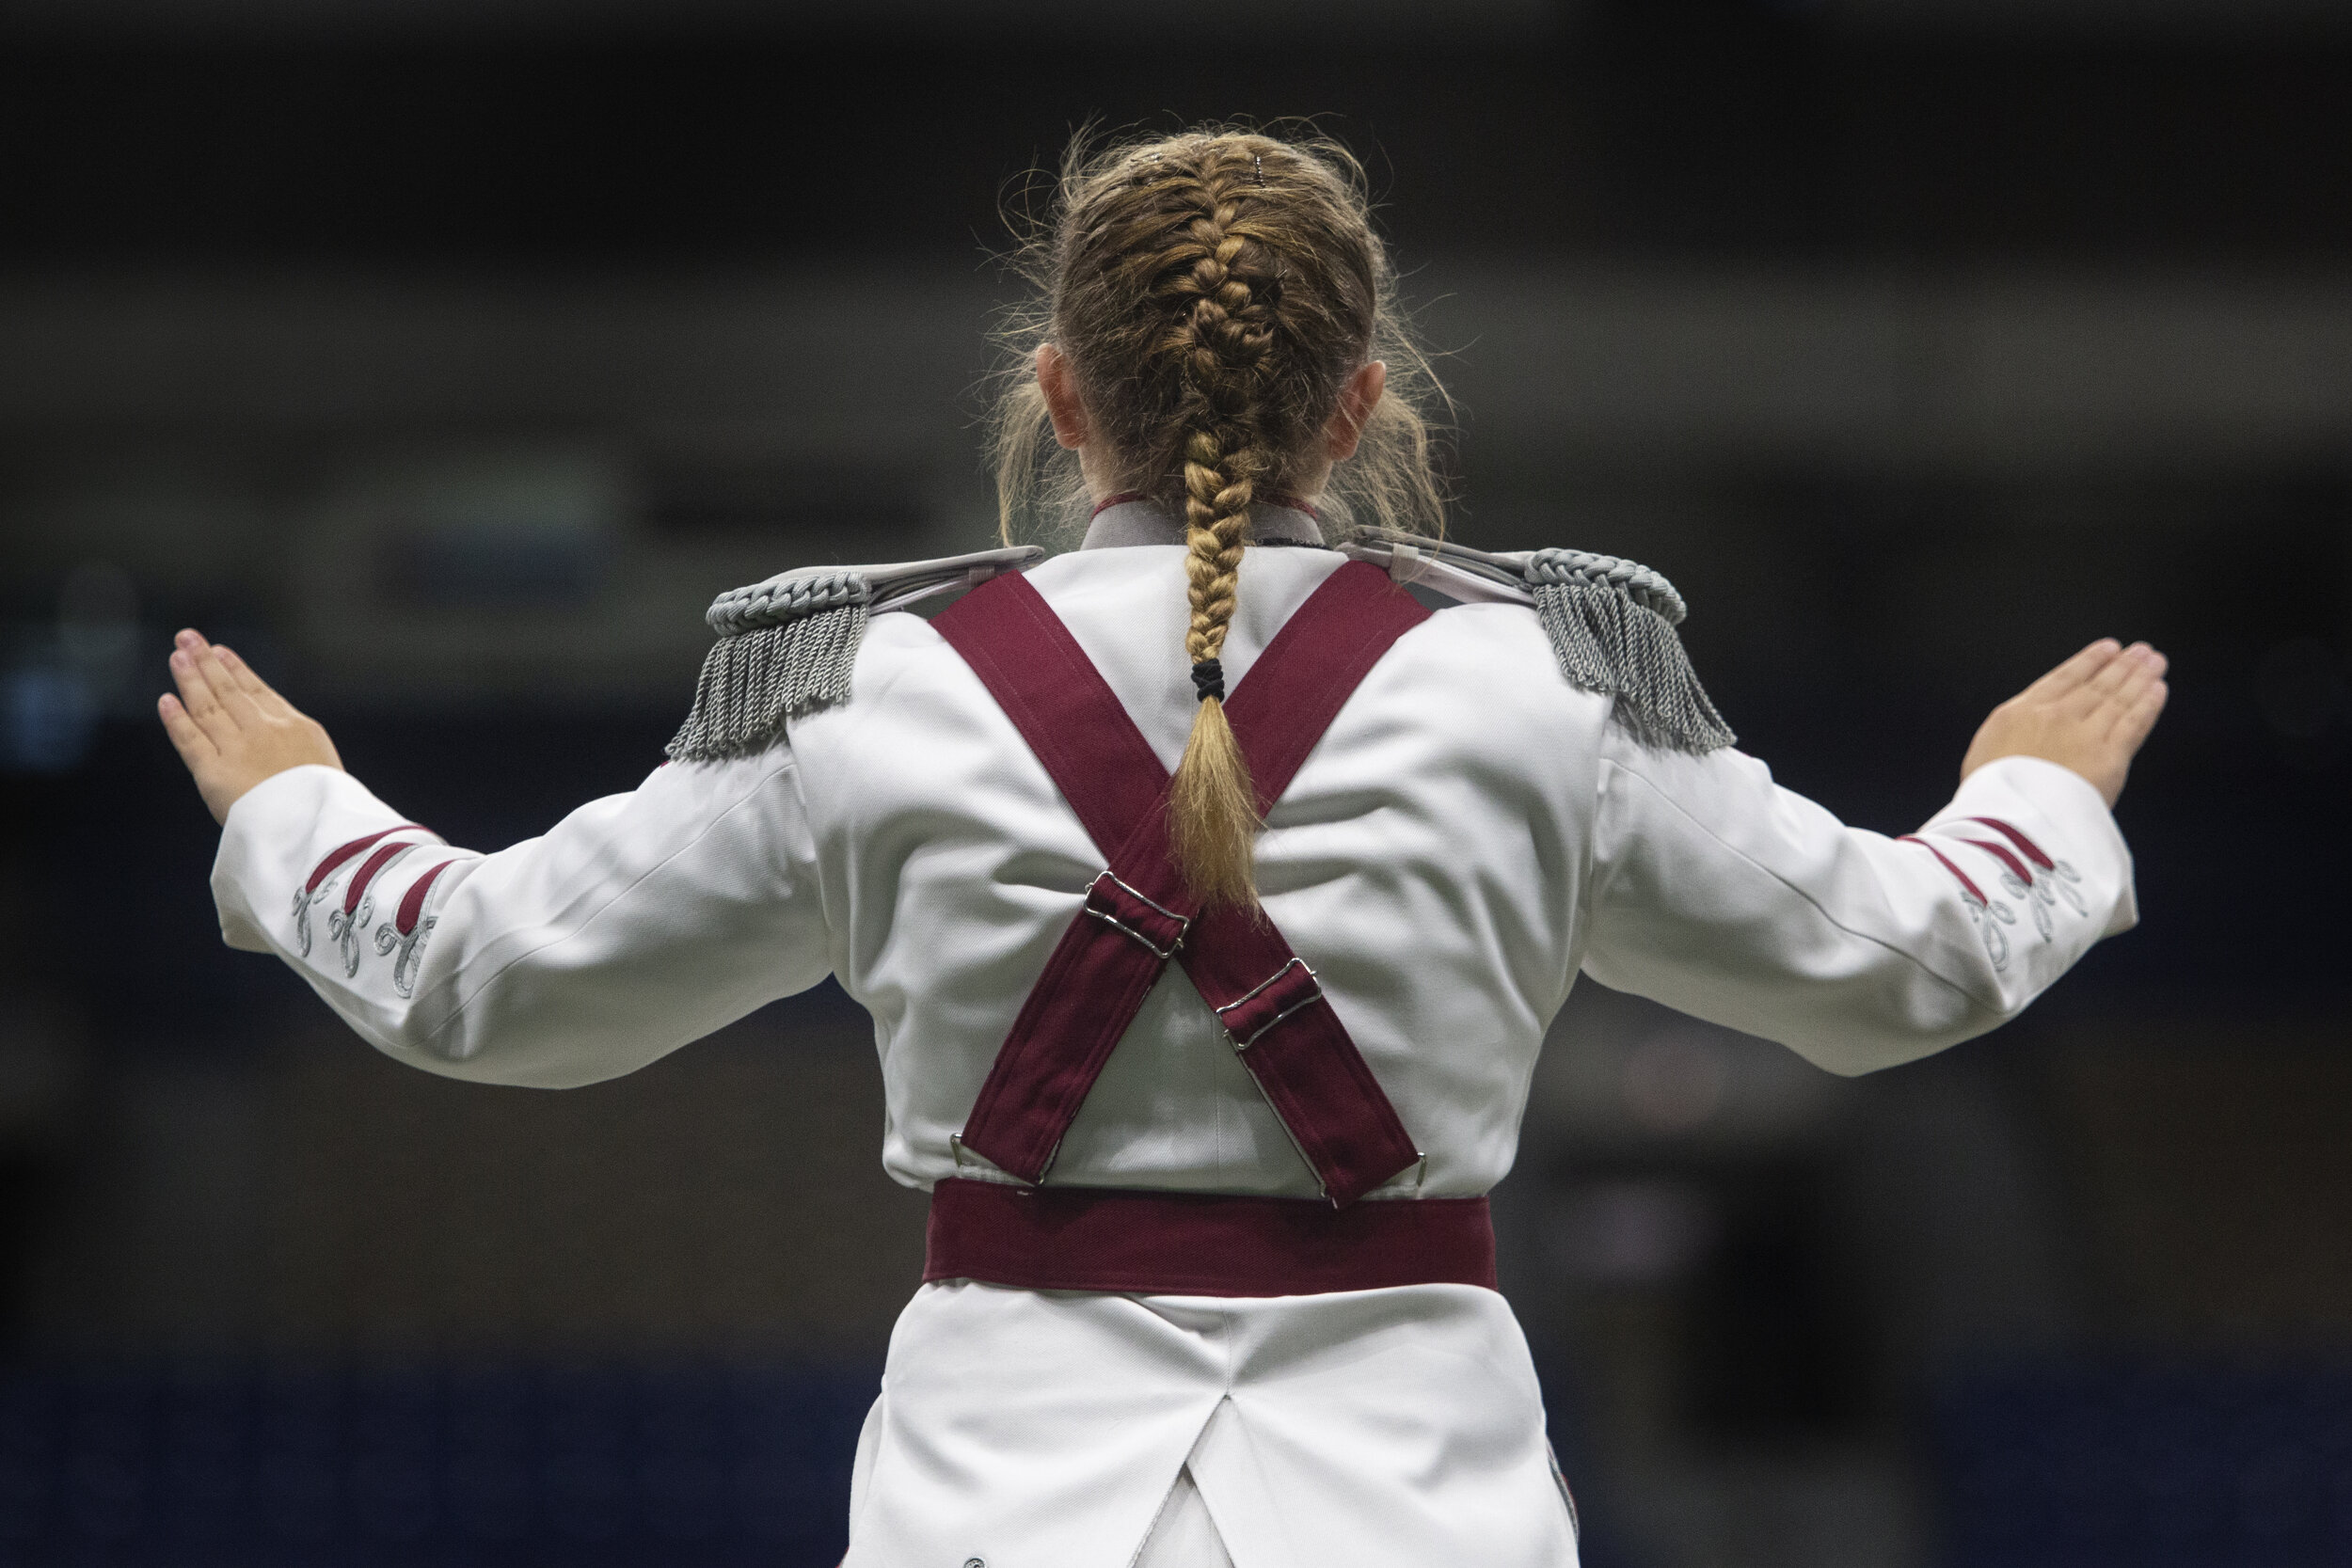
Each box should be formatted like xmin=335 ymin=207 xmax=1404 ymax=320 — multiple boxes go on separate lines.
xmin=933 ymin=561 xmax=1432 ymax=1206
xmin=1181 ymin=565 xmax=1438 ymax=1203
xmin=929 ymin=572 xmax=1174 ymax=859
xmin=1218 ymin=562 xmax=1434 ymax=816
xmin=936 ymin=580 xmax=1194 ymax=1188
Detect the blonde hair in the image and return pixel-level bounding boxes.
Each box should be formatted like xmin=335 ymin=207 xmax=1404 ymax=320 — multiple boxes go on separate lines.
xmin=988 ymin=125 xmax=1451 ymax=908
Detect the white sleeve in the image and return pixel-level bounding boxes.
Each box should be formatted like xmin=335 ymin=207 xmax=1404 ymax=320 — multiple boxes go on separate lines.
xmin=209 ymin=753 xmax=834 ymax=1088
xmin=1581 ymin=738 xmax=2137 ymax=1076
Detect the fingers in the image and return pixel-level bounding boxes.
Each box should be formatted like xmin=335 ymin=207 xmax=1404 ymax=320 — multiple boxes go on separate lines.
xmin=171 ymin=629 xmax=267 ymax=736
xmin=212 ymin=643 xmax=269 ymax=696
xmin=2123 ymin=646 xmax=2169 ymax=710
xmin=2075 ymin=641 xmax=2156 ymax=708
xmin=155 ymin=693 xmax=216 ymax=764
xmin=2113 ymin=641 xmax=2166 ymax=682
xmin=2080 ymin=644 xmax=2167 ymax=788
xmin=168 ymin=632 xmax=229 ymax=722
xmin=2020 ymin=639 xmax=2122 ymax=702
xmin=212 ymin=643 xmax=300 ymax=720
xmin=2083 ymin=643 xmax=2167 ymax=722
xmin=194 ymin=641 xmax=262 ymax=723
xmin=2109 ymin=669 xmax=2169 ymax=748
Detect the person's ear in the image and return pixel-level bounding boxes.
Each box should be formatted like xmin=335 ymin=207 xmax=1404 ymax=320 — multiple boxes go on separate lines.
xmin=1325 ymin=360 xmax=1387 ymax=461
xmin=1037 ymin=343 xmax=1089 ymax=451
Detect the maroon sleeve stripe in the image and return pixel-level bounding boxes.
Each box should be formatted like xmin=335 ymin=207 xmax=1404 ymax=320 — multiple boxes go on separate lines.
xmin=1956 ymin=837 xmax=2034 ymax=886
xmin=396 ymin=860 xmax=459 ymax=935
xmin=304 ymin=824 xmax=433 ymax=893
xmin=1965 ymin=816 xmax=2054 ymax=869
xmin=1898 ymin=834 xmax=1986 ymax=905
xmin=395 ymin=860 xmax=458 ymax=930
xmin=343 ymin=840 xmax=425 ymax=915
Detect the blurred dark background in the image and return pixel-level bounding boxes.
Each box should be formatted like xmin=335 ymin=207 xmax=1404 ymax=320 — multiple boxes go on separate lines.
xmin=2 ymin=2 xmax=2349 ymax=1564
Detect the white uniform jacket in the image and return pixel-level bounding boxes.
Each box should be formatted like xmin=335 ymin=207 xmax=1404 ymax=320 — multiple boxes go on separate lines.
xmin=212 ymin=510 xmax=2137 ymax=1568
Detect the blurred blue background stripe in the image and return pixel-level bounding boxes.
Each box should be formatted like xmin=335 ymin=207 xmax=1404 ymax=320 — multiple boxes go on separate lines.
xmin=0 ymin=1360 xmax=876 ymax=1566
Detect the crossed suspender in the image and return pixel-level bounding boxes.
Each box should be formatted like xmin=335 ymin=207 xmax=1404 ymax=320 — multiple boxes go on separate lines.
xmin=932 ymin=561 xmax=1432 ymax=1208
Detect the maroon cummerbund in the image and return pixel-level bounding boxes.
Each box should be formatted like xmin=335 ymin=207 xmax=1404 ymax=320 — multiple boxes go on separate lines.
xmin=923 ymin=1176 xmax=1498 ymax=1297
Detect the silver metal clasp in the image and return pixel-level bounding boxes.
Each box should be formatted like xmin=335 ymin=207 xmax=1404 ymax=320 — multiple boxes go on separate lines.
xmin=1083 ymin=870 xmax=1191 ymax=959
xmin=949 ymin=1132 xmax=1057 ymax=1186
xmin=1213 ymin=958 xmax=1323 ymax=1050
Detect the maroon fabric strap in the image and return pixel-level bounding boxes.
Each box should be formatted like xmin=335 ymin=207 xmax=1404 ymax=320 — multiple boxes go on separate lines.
xmin=925 ymin=1178 xmax=1498 ymax=1297
xmin=933 ymin=561 xmax=1431 ymax=1206
xmin=935 ymin=577 xmax=1193 ymax=1188
xmin=1177 ymin=563 xmax=1445 ymax=1202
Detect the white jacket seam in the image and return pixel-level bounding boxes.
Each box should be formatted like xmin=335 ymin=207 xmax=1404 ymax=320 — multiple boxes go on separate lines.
xmin=408 ymin=749 xmax=812 ymax=1053
xmin=1597 ymin=755 xmax=1999 ymax=1014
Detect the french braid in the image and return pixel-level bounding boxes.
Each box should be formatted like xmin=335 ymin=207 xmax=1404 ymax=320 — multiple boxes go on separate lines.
xmin=991 ymin=127 xmax=1452 ymax=907
xmin=1163 ymin=149 xmax=1279 ymax=907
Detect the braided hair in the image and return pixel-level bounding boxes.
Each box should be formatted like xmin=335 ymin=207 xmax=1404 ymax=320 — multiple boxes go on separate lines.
xmin=992 ymin=127 xmax=1449 ymax=907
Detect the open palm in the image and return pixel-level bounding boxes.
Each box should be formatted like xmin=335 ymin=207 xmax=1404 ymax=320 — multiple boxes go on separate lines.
xmin=1961 ymin=638 xmax=2169 ymax=807
xmin=158 ymin=629 xmax=343 ymax=825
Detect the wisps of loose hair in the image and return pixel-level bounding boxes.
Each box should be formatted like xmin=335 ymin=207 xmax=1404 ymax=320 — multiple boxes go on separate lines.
xmin=983 ymin=123 xmax=1454 ymax=908
xmin=986 ymin=122 xmax=1453 ymax=549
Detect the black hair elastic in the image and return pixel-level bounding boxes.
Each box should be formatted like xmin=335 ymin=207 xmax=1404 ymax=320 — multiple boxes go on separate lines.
xmin=1190 ymin=658 xmax=1226 ymax=702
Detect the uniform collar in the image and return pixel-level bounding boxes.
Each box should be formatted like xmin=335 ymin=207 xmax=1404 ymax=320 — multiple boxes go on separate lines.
xmin=1080 ymin=493 xmax=1327 ymax=550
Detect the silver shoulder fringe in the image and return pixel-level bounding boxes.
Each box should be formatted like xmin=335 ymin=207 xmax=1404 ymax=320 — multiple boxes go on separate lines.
xmin=667 ymin=531 xmax=1730 ymax=765
xmin=1343 ymin=530 xmax=1735 ymax=754
xmin=664 ymin=546 xmax=1044 ymax=763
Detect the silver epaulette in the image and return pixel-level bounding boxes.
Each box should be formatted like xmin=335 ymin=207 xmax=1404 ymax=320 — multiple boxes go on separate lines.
xmin=1343 ymin=530 xmax=1734 ymax=754
xmin=666 ymin=546 xmax=1045 ymax=764
xmin=667 ymin=531 xmax=1731 ymax=765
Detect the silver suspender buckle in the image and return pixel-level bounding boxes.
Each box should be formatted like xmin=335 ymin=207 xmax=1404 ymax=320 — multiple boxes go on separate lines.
xmin=950 ymin=1132 xmax=1057 ymax=1185
xmin=1214 ymin=958 xmax=1325 ymax=1050
xmin=1082 ymin=871 xmax=1191 ymax=960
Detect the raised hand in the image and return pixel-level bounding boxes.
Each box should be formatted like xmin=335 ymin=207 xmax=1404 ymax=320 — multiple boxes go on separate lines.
xmin=1961 ymin=639 xmax=2169 ymax=808
xmin=157 ymin=629 xmax=343 ymax=825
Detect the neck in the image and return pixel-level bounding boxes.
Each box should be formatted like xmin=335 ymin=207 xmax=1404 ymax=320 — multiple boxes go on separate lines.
xmin=1081 ymin=494 xmax=1327 ymax=551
